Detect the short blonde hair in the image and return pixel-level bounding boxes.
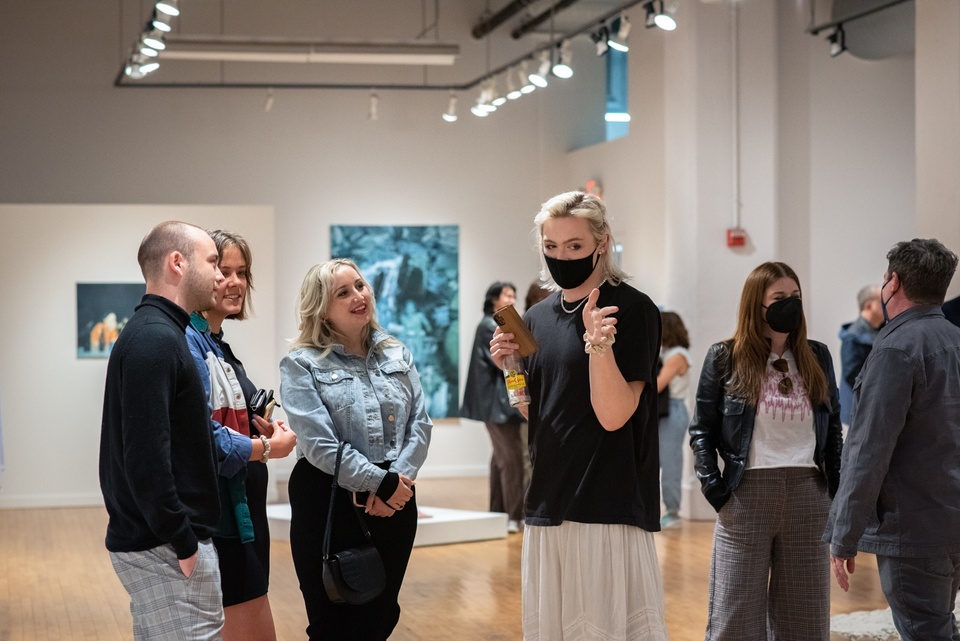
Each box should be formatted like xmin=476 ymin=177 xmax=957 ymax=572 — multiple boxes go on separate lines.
xmin=533 ymin=191 xmax=629 ymax=291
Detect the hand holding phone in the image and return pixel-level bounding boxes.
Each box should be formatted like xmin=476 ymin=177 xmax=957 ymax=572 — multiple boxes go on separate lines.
xmin=250 ymin=389 xmax=278 ymax=420
xmin=492 ymin=304 xmax=538 ymax=356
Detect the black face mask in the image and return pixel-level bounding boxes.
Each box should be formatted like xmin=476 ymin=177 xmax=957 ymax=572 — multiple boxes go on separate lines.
xmin=543 ymin=247 xmax=600 ymax=290
xmin=763 ymin=297 xmax=803 ymax=334
xmin=880 ymin=277 xmax=893 ymax=323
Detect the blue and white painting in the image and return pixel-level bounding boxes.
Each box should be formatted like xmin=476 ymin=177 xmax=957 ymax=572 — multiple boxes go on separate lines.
xmin=331 ymin=225 xmax=459 ymax=419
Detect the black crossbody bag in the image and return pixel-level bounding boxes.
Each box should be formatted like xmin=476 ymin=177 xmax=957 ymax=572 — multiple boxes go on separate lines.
xmin=321 ymin=442 xmax=387 ymax=605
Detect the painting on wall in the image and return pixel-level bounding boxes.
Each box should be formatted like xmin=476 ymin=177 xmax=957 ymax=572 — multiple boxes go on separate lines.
xmin=77 ymin=283 xmax=145 ymax=359
xmin=331 ymin=225 xmax=459 ymax=419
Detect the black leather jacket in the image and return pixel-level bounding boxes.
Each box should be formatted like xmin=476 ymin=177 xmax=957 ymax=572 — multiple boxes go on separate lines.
xmin=689 ymin=340 xmax=843 ymax=512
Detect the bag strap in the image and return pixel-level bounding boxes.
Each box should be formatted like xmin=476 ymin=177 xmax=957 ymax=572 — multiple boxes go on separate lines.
xmin=322 ymin=442 xmax=375 ymax=561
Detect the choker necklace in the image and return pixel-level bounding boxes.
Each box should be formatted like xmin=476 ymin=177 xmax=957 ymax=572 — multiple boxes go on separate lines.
xmin=560 ymin=279 xmax=606 ymax=314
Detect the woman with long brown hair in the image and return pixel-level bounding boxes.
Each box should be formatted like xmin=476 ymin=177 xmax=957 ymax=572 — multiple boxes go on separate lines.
xmin=689 ymin=261 xmax=842 ymax=640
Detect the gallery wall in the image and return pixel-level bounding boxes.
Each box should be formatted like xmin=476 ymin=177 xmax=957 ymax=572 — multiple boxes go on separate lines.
xmin=0 ymin=205 xmax=276 ymax=507
xmin=0 ymin=0 xmax=930 ymax=509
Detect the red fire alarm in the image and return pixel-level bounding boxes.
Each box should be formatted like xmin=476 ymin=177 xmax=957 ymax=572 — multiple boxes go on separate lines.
xmin=726 ymin=227 xmax=747 ymax=247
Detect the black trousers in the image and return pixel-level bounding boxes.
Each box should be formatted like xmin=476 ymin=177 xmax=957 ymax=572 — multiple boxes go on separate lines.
xmin=289 ymin=457 xmax=418 ymax=641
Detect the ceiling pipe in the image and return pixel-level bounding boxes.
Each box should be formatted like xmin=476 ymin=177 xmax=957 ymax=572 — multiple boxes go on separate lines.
xmin=511 ymin=0 xmax=584 ymax=39
xmin=471 ymin=0 xmax=540 ymax=39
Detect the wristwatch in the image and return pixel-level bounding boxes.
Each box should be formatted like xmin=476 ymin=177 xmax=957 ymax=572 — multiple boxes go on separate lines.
xmin=259 ymin=434 xmax=271 ymax=463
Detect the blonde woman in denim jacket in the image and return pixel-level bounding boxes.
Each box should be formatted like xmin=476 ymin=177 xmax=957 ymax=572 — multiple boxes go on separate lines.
xmin=279 ymin=258 xmax=432 ymax=641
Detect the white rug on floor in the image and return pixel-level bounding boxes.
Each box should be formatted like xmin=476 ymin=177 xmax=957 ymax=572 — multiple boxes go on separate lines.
xmin=831 ymin=602 xmax=960 ymax=641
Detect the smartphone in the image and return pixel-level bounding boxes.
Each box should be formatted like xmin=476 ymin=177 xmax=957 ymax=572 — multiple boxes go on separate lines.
xmin=492 ymin=304 xmax=539 ymax=356
xmin=250 ymin=389 xmax=275 ymax=419
xmin=263 ymin=398 xmax=277 ymax=421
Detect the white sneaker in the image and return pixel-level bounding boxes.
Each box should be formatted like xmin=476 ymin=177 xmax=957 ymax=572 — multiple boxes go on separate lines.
xmin=507 ymin=520 xmax=522 ymax=533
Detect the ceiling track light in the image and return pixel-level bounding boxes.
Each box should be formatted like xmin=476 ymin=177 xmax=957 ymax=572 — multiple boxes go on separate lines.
xmin=827 ymin=24 xmax=846 ymax=57
xmin=608 ymin=15 xmax=631 ymax=52
xmin=591 ymin=26 xmax=610 ymax=56
xmin=653 ymin=1 xmax=677 ymax=31
xmin=151 ymin=11 xmax=173 ymax=33
xmin=490 ymin=77 xmax=507 ymax=107
xmin=142 ymin=29 xmax=167 ymax=51
xmin=518 ymin=62 xmax=535 ymax=94
xmin=442 ymin=93 xmax=458 ymax=122
xmin=155 ymin=0 xmax=180 ymax=17
xmin=263 ymin=88 xmax=274 ymax=112
xmin=505 ymin=69 xmax=521 ymax=100
xmin=368 ymin=91 xmax=378 ymax=120
xmin=528 ymin=50 xmax=551 ymax=88
xmin=551 ymin=41 xmax=573 ymax=80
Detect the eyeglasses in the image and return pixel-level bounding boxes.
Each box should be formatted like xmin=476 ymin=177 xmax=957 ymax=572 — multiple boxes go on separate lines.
xmin=772 ymin=358 xmax=793 ymax=395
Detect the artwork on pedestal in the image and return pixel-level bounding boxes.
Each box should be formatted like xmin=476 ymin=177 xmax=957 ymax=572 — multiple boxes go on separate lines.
xmin=77 ymin=283 xmax=145 ymax=359
xmin=331 ymin=225 xmax=459 ymax=419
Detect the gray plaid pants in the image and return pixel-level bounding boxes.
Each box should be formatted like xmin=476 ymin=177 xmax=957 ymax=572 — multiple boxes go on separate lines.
xmin=110 ymin=539 xmax=223 ymax=641
xmin=705 ymin=467 xmax=831 ymax=641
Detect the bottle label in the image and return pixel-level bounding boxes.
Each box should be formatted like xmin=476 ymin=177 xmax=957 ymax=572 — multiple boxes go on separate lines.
xmin=505 ymin=372 xmax=527 ymax=391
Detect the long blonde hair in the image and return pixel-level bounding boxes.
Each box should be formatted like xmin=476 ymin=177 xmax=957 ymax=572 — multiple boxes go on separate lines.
xmin=728 ymin=262 xmax=828 ymax=405
xmin=289 ymin=258 xmax=392 ymax=356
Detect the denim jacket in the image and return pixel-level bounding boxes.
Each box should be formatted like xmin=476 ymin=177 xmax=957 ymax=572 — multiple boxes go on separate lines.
xmin=689 ymin=339 xmax=843 ymax=512
xmin=279 ymin=329 xmax=433 ymax=494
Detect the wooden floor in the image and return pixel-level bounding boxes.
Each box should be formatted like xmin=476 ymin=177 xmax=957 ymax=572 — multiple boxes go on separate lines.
xmin=0 ymin=477 xmax=890 ymax=640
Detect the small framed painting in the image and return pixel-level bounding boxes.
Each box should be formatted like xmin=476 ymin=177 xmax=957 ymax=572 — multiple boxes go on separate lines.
xmin=77 ymin=283 xmax=145 ymax=359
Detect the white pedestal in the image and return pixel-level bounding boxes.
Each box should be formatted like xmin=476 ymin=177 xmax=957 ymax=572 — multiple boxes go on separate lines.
xmin=265 ymin=504 xmax=508 ymax=547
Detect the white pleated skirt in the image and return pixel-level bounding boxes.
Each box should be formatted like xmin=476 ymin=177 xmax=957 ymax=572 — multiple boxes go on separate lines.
xmin=522 ymin=521 xmax=669 ymax=641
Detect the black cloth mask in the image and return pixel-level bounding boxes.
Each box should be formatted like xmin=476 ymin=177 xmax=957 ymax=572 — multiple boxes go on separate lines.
xmin=543 ymin=248 xmax=600 ymax=290
xmin=764 ymin=297 xmax=803 ymax=334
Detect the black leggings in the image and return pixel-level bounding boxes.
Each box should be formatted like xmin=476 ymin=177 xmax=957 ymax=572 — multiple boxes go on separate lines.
xmin=288 ymin=457 xmax=418 ymax=641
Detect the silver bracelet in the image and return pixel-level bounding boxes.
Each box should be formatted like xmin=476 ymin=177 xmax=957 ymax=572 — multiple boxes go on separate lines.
xmin=259 ymin=434 xmax=271 ymax=463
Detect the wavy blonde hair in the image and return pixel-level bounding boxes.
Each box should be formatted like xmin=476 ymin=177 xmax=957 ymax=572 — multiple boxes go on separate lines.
xmin=533 ymin=191 xmax=629 ymax=291
xmin=289 ymin=258 xmax=394 ymax=356
xmin=728 ymin=262 xmax=828 ymax=406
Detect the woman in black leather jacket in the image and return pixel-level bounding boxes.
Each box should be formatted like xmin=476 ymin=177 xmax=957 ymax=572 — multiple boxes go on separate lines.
xmin=689 ymin=261 xmax=843 ymax=641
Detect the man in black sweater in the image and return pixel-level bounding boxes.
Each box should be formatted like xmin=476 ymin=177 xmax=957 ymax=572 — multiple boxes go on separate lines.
xmin=99 ymin=221 xmax=225 ymax=640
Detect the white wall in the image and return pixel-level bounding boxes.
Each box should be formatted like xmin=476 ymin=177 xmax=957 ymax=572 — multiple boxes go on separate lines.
xmin=0 ymin=204 xmax=275 ymax=507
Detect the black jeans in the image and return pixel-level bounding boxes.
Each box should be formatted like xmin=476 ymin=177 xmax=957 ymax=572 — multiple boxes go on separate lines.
xmin=289 ymin=457 xmax=418 ymax=641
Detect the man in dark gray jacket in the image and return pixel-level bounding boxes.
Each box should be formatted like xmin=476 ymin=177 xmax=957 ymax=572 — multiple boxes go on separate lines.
xmin=826 ymin=238 xmax=960 ymax=641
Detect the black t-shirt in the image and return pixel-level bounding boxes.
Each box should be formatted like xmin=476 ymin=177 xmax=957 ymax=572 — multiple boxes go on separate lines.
xmin=523 ymin=281 xmax=662 ymax=531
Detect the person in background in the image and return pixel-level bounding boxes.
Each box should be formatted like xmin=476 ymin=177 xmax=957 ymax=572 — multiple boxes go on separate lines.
xmin=656 ymin=311 xmax=691 ymax=529
xmin=99 ymin=221 xmax=225 ymax=640
xmin=280 ymin=258 xmax=432 ymax=641
xmin=838 ymin=284 xmax=883 ymax=426
xmin=826 ymin=239 xmax=960 ymax=641
xmin=461 ymin=281 xmax=526 ymax=533
xmin=490 ymin=191 xmax=667 ymax=640
xmin=525 ymin=282 xmax=551 ymax=311
xmin=689 ymin=261 xmax=843 ymax=641
xmin=185 ymin=229 xmax=297 ymax=641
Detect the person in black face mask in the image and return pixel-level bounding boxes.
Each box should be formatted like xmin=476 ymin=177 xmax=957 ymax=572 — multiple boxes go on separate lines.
xmin=489 ymin=191 xmax=667 ymax=641
xmin=689 ymin=261 xmax=843 ymax=641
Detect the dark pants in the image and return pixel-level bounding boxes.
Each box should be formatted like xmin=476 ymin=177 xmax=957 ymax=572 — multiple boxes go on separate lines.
xmin=289 ymin=457 xmax=418 ymax=641
xmin=877 ymin=553 xmax=960 ymax=641
xmin=485 ymin=421 xmax=525 ymax=522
